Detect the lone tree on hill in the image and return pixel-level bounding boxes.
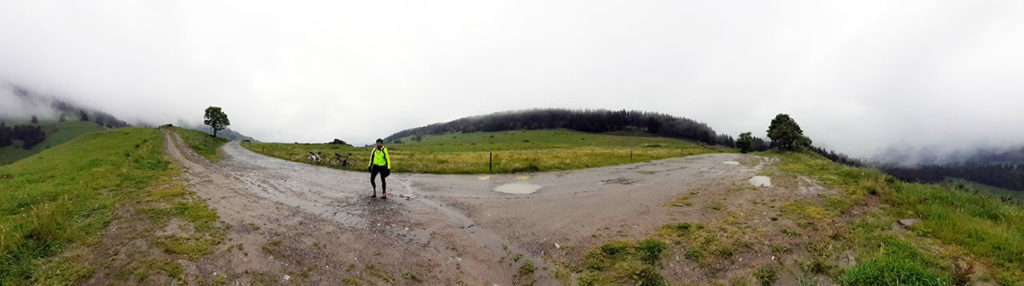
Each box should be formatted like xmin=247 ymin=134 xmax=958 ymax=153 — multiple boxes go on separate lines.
xmin=80 ymin=110 xmax=89 ymax=121
xmin=736 ymin=132 xmax=754 ymax=153
xmin=767 ymin=114 xmax=811 ymax=151
xmin=204 ymin=106 xmax=230 ymax=138
xmin=30 ymin=116 xmax=38 ymax=124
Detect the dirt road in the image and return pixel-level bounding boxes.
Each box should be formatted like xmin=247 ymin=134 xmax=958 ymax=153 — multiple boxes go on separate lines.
xmin=162 ymin=129 xmax=808 ymax=284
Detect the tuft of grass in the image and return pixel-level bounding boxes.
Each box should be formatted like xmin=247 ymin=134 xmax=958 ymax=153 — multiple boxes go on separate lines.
xmin=781 ymin=200 xmax=837 ymax=219
xmin=341 ymin=277 xmax=362 ymax=285
xmin=401 ymin=271 xmax=423 ymax=283
xmin=684 ymin=249 xmax=704 ymax=261
xmin=581 ymin=238 xmax=670 ymax=285
xmin=243 ymin=129 xmax=731 ymax=174
xmin=364 ymin=264 xmax=394 ymax=284
xmin=839 ymin=238 xmax=951 ymax=286
xmin=657 ymin=222 xmax=705 ymax=237
xmin=614 ymin=263 xmax=668 ymax=286
xmin=518 ymin=259 xmax=536 ymax=278
xmin=636 ymin=239 xmax=667 ymax=265
xmin=174 ymin=127 xmax=228 ymax=162
xmin=600 ymin=241 xmax=633 ymax=256
xmin=779 ymin=228 xmax=802 ymax=237
xmin=132 ymin=259 xmax=184 ymax=283
xmin=753 ymin=266 xmax=778 ymax=286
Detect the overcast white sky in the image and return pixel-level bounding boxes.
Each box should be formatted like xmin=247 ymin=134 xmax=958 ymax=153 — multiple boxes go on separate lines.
xmin=1 ymin=0 xmax=1022 ymax=158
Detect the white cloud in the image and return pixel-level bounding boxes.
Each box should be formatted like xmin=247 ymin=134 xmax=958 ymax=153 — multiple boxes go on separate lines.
xmin=1 ymin=0 xmax=1022 ymax=158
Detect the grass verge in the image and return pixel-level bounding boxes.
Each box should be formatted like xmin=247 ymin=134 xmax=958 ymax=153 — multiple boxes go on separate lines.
xmin=764 ymin=151 xmax=1024 ymax=284
xmin=0 ymin=127 xmax=226 ymax=285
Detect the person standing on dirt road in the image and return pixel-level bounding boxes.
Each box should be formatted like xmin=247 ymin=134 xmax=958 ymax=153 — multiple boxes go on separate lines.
xmin=368 ymin=138 xmax=391 ymax=199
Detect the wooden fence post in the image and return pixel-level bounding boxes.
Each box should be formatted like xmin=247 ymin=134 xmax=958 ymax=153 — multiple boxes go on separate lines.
xmin=489 ymin=152 xmax=493 ymax=173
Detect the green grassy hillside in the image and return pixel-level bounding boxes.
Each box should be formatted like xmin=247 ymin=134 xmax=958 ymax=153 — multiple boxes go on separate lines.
xmin=0 ymin=128 xmax=224 ymax=285
xmin=243 ymin=129 xmax=733 ymax=173
xmin=769 ymin=151 xmax=1023 ymax=284
xmin=174 ymin=127 xmax=229 ymax=162
xmin=0 ymin=121 xmax=105 ymax=165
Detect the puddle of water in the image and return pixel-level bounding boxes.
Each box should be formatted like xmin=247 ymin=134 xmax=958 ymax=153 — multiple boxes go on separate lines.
xmin=494 ymin=183 xmax=542 ymax=194
xmin=750 ymin=176 xmax=772 ymax=187
xmin=722 ymin=161 xmax=740 ymax=166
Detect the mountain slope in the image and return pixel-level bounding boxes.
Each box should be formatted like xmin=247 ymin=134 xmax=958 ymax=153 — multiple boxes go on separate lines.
xmin=385 ymin=109 xmax=736 ymax=147
xmin=0 ymin=120 xmax=105 ymax=165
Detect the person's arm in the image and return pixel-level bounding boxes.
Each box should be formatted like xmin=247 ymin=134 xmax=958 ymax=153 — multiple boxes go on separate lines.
xmin=368 ymin=149 xmax=374 ymax=168
xmin=383 ymin=148 xmax=391 ymax=169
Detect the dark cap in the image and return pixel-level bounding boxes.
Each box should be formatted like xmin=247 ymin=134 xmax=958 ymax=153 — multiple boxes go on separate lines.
xmin=375 ymin=138 xmax=383 ymax=143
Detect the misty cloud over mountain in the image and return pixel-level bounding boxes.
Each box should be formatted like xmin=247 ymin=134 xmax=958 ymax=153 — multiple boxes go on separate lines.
xmin=1 ymin=1 xmax=1022 ymax=162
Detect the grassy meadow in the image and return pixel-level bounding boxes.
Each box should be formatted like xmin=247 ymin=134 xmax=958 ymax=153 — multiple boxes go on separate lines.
xmin=174 ymin=127 xmax=229 ymax=162
xmin=564 ymin=150 xmax=1024 ymax=285
xmin=0 ymin=127 xmax=225 ymax=284
xmin=0 ymin=121 xmax=105 ymax=165
xmin=242 ymin=129 xmax=733 ymax=174
xmin=766 ymin=151 xmax=1024 ymax=285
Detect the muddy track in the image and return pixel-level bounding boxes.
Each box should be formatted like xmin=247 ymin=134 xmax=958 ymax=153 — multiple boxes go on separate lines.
xmin=161 ymin=129 xmax=772 ymax=284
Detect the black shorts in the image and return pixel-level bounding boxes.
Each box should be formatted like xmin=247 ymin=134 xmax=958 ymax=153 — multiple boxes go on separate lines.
xmin=370 ymin=164 xmax=390 ymax=178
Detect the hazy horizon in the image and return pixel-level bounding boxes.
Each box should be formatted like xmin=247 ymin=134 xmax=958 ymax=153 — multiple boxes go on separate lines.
xmin=2 ymin=1 xmax=1023 ymax=160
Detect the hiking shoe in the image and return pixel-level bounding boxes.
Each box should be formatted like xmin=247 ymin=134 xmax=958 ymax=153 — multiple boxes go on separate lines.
xmin=371 ymin=194 xmax=377 ymax=198
xmin=382 ymin=193 xmax=387 ymax=199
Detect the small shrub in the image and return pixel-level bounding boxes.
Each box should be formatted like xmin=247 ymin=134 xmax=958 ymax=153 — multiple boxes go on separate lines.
xmin=636 ymin=239 xmax=667 ymax=264
xmin=601 ymin=241 xmax=632 ymax=256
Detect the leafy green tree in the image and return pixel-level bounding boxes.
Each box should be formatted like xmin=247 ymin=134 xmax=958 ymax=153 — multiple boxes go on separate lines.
xmin=736 ymin=132 xmax=754 ymax=153
xmin=767 ymin=114 xmax=811 ymax=150
xmin=203 ymin=106 xmax=230 ymax=138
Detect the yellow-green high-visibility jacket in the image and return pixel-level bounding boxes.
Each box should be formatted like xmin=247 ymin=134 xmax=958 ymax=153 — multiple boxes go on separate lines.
xmin=369 ymin=147 xmax=390 ymax=169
